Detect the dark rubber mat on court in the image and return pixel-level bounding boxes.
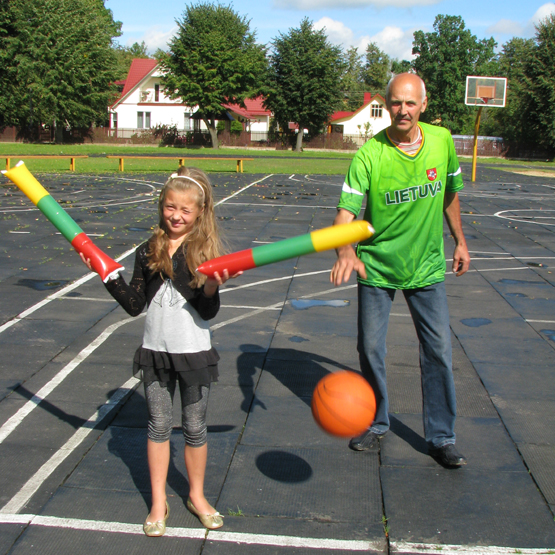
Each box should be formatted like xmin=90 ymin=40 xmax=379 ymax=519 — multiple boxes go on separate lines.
xmin=381 ymin=413 xmax=526 ymax=472
xmin=8 ymin=525 xmax=204 ymax=555
xmin=218 ymin=443 xmax=383 ymax=538
xmin=382 ymin=466 xmax=555 ymax=547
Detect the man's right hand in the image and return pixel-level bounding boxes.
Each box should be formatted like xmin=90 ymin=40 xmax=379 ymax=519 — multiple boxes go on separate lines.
xmin=330 ymin=208 xmax=368 ymax=286
xmin=330 ymin=245 xmax=368 ymax=286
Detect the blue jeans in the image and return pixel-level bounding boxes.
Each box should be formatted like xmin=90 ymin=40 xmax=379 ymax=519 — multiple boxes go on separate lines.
xmin=357 ymin=281 xmax=457 ymax=449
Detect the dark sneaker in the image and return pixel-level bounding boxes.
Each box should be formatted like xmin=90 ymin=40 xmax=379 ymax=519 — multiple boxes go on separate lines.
xmin=429 ymin=444 xmax=467 ymax=467
xmin=349 ymin=430 xmax=384 ymax=451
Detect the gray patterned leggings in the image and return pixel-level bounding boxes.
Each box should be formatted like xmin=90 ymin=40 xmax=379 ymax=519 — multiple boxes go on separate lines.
xmin=144 ymin=378 xmax=210 ymax=447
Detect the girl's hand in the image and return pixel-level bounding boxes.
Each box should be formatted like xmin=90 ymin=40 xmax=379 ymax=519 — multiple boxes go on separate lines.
xmin=79 ymin=252 xmax=95 ymax=273
xmin=203 ymin=269 xmax=243 ymax=297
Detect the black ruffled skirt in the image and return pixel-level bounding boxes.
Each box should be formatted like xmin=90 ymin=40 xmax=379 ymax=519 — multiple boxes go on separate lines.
xmin=133 ymin=345 xmax=220 ymax=387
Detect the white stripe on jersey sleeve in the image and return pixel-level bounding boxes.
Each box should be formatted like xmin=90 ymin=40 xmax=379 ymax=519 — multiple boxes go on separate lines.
xmin=448 ymin=167 xmax=462 ymax=177
xmin=342 ymin=182 xmax=364 ymax=196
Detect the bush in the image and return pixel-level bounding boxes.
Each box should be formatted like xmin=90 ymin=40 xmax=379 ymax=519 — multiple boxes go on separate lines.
xmin=217 ymin=120 xmax=243 ymax=135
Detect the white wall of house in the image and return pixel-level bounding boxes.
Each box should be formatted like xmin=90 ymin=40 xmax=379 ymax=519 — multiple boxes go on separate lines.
xmin=110 ymin=69 xmax=204 ymax=131
xmin=335 ymin=100 xmax=391 ymax=137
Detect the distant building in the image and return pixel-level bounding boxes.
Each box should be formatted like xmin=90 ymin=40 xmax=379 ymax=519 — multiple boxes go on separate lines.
xmin=108 ymin=59 xmax=271 ymax=141
xmin=329 ymin=93 xmax=391 ymax=145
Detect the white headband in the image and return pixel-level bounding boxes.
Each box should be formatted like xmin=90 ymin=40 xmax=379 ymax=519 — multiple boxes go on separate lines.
xmin=170 ymin=173 xmax=205 ymax=199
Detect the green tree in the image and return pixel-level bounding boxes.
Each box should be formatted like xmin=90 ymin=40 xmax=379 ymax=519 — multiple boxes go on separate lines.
xmin=340 ymin=47 xmax=366 ymax=111
xmin=526 ymin=14 xmax=555 ymax=153
xmin=161 ymin=2 xmax=266 ymax=149
xmin=113 ymin=41 xmax=151 ymax=81
xmin=412 ymin=15 xmax=498 ymax=132
xmin=490 ymin=37 xmax=535 ymax=144
xmin=265 ymin=18 xmax=345 ymax=151
xmin=363 ymin=42 xmax=390 ymax=94
xmin=391 ymin=59 xmax=412 ymax=75
xmin=0 ymin=0 xmax=121 ymax=140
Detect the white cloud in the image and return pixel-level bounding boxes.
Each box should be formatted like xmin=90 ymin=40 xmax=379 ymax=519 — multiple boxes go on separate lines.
xmin=370 ymin=26 xmax=415 ymax=60
xmin=130 ymin=25 xmax=178 ymax=53
xmin=486 ymin=19 xmax=523 ymax=36
xmin=274 ymin=0 xmax=439 ymax=8
xmin=486 ymin=3 xmax=555 ymax=38
xmin=313 ymin=17 xmax=355 ymax=45
xmin=313 ymin=17 xmax=415 ymax=60
xmin=531 ymin=2 xmax=555 ymax=24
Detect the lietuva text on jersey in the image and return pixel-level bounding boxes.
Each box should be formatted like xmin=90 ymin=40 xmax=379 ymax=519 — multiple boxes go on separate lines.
xmin=385 ymin=181 xmax=442 ymax=205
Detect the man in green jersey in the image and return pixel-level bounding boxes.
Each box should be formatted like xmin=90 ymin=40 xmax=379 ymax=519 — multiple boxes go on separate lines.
xmin=330 ymin=73 xmax=470 ymax=467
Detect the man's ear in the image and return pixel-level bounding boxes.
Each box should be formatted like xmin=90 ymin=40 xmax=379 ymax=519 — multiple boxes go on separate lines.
xmin=421 ymin=96 xmax=428 ymax=113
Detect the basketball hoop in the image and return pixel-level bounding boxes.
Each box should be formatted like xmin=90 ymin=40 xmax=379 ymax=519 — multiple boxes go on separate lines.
xmin=464 ymin=77 xmax=507 ymax=182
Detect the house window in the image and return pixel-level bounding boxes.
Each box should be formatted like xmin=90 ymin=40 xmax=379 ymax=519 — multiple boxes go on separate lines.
xmin=155 ymin=84 xmax=160 ymax=102
xmin=137 ymin=112 xmax=144 ymax=128
xmin=145 ymin=112 xmax=151 ymax=128
xmin=112 ymin=112 xmax=117 ymax=129
xmin=184 ymin=112 xmax=193 ymax=131
xmin=371 ymin=104 xmax=383 ymax=118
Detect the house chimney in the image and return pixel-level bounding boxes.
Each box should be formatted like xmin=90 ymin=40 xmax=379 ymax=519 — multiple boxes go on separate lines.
xmin=364 ymin=92 xmax=372 ymax=104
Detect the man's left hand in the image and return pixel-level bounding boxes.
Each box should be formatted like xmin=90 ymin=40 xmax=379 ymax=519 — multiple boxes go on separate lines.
xmin=452 ymin=243 xmax=470 ymax=276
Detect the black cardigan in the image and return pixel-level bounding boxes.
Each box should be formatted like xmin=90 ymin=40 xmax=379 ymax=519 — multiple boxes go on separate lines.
xmin=104 ymin=241 xmax=220 ymax=320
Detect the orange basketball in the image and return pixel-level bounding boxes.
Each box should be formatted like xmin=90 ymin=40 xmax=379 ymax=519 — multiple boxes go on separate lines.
xmin=311 ymin=371 xmax=376 ymax=437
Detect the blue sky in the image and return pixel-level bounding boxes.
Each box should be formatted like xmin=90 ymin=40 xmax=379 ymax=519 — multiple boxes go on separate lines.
xmin=105 ymin=0 xmax=555 ymax=61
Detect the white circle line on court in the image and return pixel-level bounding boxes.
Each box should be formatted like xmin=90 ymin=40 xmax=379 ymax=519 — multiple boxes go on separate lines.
xmin=494 ymin=209 xmax=555 ymax=226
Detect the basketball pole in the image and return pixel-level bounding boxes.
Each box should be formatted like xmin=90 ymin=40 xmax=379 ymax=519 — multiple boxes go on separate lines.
xmin=471 ymin=106 xmax=483 ymax=183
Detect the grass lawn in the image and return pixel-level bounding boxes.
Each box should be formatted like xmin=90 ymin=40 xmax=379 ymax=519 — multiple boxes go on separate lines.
xmin=0 ymin=143 xmax=355 ymax=175
xmin=0 ymin=143 xmax=552 ymax=175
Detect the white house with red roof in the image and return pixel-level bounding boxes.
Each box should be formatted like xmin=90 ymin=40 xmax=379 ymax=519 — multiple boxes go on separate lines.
xmin=329 ymin=93 xmax=391 ymax=143
xmin=109 ymin=59 xmax=271 ymax=140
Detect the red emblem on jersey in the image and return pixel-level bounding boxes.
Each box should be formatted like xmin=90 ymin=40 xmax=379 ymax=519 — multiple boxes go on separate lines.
xmin=426 ymin=168 xmax=437 ymax=181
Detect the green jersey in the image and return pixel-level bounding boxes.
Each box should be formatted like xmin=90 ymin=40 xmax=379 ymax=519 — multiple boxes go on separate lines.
xmin=338 ymin=122 xmax=464 ymax=289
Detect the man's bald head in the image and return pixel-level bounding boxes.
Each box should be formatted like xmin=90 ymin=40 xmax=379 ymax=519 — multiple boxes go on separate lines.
xmin=386 ymin=73 xmax=426 ymax=103
xmin=384 ymin=72 xmax=428 ymax=142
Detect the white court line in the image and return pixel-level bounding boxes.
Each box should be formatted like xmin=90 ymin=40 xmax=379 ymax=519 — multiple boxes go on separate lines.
xmin=215 ymin=174 xmax=273 ymax=205
xmin=0 ymin=246 xmax=137 ymax=335
xmin=56 ymin=296 xmax=117 ymax=302
xmin=221 ymin=305 xmax=283 ymax=310
xmin=222 ymin=201 xmax=336 ymax=209
xmin=391 ymin=542 xmax=554 ymax=555
xmin=471 ymin=257 xmax=555 ymax=261
xmin=447 ymin=266 xmax=532 ymax=275
xmin=527 ymin=319 xmax=555 ymax=324
xmin=0 ymin=314 xmax=144 ymax=445
xmin=0 ymin=514 xmax=379 ymax=551
xmin=2 ymin=177 xmax=552 ymax=550
xmin=0 ymin=377 xmax=140 ymax=515
xmin=0 ymin=175 xmax=271 ymax=336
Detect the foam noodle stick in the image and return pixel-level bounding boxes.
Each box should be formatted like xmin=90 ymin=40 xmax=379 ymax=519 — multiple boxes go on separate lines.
xmin=197 ymin=220 xmax=374 ymax=277
xmin=2 ymin=161 xmax=123 ymax=282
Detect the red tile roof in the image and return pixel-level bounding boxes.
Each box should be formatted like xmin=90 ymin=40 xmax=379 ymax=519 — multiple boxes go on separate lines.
xmin=222 ymin=96 xmax=271 ymax=120
xmin=330 ymin=93 xmax=386 ymax=122
xmin=112 ymin=58 xmax=158 ymax=106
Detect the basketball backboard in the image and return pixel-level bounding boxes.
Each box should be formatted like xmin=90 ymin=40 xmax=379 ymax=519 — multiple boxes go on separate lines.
xmin=465 ymin=76 xmax=507 ymax=107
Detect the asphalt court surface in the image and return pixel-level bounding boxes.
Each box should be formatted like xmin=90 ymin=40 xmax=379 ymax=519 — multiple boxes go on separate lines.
xmin=0 ymin=162 xmax=555 ymax=554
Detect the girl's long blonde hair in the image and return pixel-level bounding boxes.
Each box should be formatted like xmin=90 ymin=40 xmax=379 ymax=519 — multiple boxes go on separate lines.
xmin=147 ymin=167 xmax=223 ymax=288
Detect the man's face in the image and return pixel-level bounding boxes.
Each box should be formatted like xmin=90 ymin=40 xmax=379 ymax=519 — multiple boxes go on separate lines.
xmin=386 ymin=77 xmax=428 ymax=138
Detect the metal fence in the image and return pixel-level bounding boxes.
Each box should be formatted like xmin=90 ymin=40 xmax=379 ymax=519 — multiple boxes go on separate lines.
xmin=0 ymin=125 xmax=549 ymax=159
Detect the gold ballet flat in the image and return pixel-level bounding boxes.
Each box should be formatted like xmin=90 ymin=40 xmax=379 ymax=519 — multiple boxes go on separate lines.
xmin=143 ymin=501 xmax=170 ymax=537
xmin=187 ymin=497 xmax=224 ymax=529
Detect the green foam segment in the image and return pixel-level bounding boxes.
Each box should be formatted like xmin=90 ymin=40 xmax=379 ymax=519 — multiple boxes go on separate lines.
xmin=37 ymin=195 xmax=83 ymax=242
xmin=252 ymin=234 xmax=314 ymax=267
